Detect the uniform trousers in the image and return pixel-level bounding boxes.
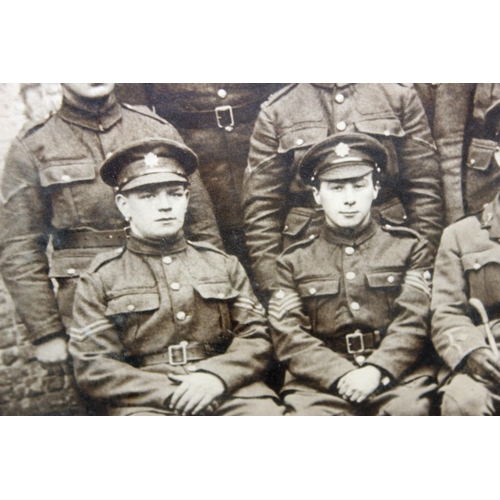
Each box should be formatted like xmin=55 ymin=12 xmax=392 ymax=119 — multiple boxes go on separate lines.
xmin=283 ymin=376 xmax=437 ymax=416
xmin=440 ymin=373 xmax=500 ymax=416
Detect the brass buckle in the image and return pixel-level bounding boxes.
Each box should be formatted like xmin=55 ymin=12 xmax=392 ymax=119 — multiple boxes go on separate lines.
xmin=215 ymin=105 xmax=234 ymax=129
xmin=346 ymin=331 xmax=365 ymax=354
xmin=168 ymin=341 xmax=189 ymax=365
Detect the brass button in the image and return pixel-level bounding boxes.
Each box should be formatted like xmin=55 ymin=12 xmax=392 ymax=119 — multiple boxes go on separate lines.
xmin=351 ymin=302 xmax=360 ymax=311
xmin=127 ymin=304 xmax=135 ymax=312
xmin=187 ymin=364 xmax=198 ymax=372
xmin=336 ymin=121 xmax=347 ymax=131
xmin=61 ymin=174 xmax=71 ymax=182
xmin=176 ymin=311 xmax=186 ymax=321
xmin=217 ymin=89 xmax=227 ymax=98
xmin=345 ymin=247 xmax=354 ymax=255
xmin=225 ymin=126 xmax=233 ymax=132
xmin=335 ymin=93 xmax=345 ymax=103
xmin=473 ymin=263 xmax=480 ymax=270
xmin=346 ymin=272 xmax=356 ymax=280
xmin=276 ymin=290 xmax=285 ymax=300
xmin=171 ymin=282 xmax=180 ymax=291
xmin=296 ymin=138 xmax=304 ymax=146
xmin=217 ymin=292 xmax=225 ymax=299
xmin=67 ymin=268 xmax=75 ymax=275
xmin=309 ymin=234 xmax=316 ymax=240
xmin=284 ymin=225 xmax=289 ymax=231
xmin=355 ymin=355 xmax=366 ymax=365
xmin=384 ymin=130 xmax=390 ymax=136
xmin=387 ymin=275 xmax=395 ymax=283
xmin=309 ymin=287 xmax=317 ymax=295
xmin=163 ymin=256 xmax=172 ymax=264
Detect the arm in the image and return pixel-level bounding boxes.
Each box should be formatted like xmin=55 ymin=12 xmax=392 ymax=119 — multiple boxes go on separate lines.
xmin=68 ymin=272 xmax=175 ymax=409
xmin=398 ymin=85 xmax=444 ymax=254
xmin=0 ymin=137 xmax=65 ymax=344
xmin=242 ymin=107 xmax=292 ymax=293
xmin=366 ymin=237 xmax=433 ymax=380
xmin=431 ymin=226 xmax=488 ymax=370
xmin=268 ymin=256 xmax=356 ymax=391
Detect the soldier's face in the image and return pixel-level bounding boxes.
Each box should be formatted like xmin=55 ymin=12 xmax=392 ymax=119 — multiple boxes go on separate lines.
xmin=313 ymin=173 xmax=379 ymax=230
xmin=116 ymin=183 xmax=189 ymax=240
xmin=62 ymin=83 xmax=115 ymax=100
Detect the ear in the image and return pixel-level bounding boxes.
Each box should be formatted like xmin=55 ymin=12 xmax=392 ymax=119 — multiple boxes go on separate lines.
xmin=373 ymin=181 xmax=380 ymax=201
xmin=115 ymin=193 xmax=130 ymax=220
xmin=312 ymin=185 xmax=321 ymax=205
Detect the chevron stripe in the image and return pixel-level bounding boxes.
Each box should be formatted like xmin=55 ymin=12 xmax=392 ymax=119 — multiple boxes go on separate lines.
xmin=234 ymin=297 xmax=266 ymax=316
xmin=404 ymin=271 xmax=431 ymax=297
xmin=268 ymin=298 xmax=303 ymax=320
xmin=69 ymin=318 xmax=113 ymax=342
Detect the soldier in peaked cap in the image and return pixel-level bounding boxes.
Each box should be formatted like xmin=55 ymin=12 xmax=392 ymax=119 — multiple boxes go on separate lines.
xmin=68 ymin=138 xmax=284 ymax=416
xmin=268 ymin=133 xmax=438 ymax=416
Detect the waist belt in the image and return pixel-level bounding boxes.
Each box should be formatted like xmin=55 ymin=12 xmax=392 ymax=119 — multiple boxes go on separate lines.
xmin=139 ymin=342 xmax=210 ymax=367
xmin=164 ymin=102 xmax=261 ymax=130
xmin=328 ymin=330 xmax=381 ymax=355
xmin=53 ymin=229 xmax=127 ymax=250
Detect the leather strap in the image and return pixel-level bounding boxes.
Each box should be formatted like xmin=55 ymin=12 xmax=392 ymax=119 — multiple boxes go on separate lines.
xmin=328 ymin=331 xmax=381 ymax=354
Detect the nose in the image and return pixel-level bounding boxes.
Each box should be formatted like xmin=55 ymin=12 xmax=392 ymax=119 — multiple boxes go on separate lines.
xmin=343 ymin=185 xmax=356 ymax=206
xmin=156 ymin=191 xmax=172 ymax=211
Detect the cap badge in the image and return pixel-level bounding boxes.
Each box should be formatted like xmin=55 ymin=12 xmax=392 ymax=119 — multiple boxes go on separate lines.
xmin=334 ymin=143 xmax=350 ymax=158
xmin=144 ymin=152 xmax=159 ymax=169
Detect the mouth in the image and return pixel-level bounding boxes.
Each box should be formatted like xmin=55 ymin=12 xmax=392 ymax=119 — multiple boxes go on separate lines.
xmin=340 ymin=212 xmax=358 ymax=216
xmin=155 ymin=217 xmax=176 ymax=222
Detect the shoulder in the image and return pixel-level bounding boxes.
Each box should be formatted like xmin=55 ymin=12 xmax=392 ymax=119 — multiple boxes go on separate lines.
xmin=279 ymin=234 xmax=318 ymax=261
xmin=443 ymin=213 xmax=482 ymax=238
xmin=187 ymin=240 xmax=230 ymax=258
xmin=380 ymin=223 xmax=422 ymax=240
xmin=263 ymin=83 xmax=300 ymax=107
xmin=120 ymin=103 xmax=170 ymax=125
xmin=17 ymin=113 xmax=55 ymax=140
xmin=87 ymin=247 xmax=126 ymax=273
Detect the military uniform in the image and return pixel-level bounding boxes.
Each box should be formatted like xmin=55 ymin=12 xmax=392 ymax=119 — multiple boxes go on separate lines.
xmin=0 ymin=93 xmax=222 ymax=346
xmin=268 ymin=133 xmax=437 ymax=416
xmin=431 ymin=194 xmax=500 ymax=415
xmin=68 ymin=139 xmax=283 ymax=416
xmin=115 ymin=83 xmax=285 ymax=267
xmin=243 ymin=83 xmax=444 ymax=294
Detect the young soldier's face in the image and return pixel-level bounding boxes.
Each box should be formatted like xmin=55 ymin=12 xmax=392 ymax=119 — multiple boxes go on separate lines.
xmin=313 ymin=173 xmax=379 ymax=230
xmin=116 ymin=183 xmax=189 ymax=240
xmin=62 ymin=83 xmax=115 ymax=100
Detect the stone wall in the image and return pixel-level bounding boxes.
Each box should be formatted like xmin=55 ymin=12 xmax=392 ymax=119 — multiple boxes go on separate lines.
xmin=0 ymin=83 xmax=84 ymax=415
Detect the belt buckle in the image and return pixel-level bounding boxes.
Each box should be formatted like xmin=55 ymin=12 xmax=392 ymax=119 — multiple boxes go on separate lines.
xmin=168 ymin=341 xmax=189 ymax=365
xmin=215 ymin=105 xmax=234 ymax=129
xmin=346 ymin=331 xmax=365 ymax=354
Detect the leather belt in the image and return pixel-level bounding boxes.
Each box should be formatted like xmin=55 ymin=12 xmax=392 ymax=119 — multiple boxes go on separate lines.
xmin=138 ymin=342 xmax=210 ymax=367
xmin=164 ymin=102 xmax=261 ymax=130
xmin=328 ymin=330 xmax=381 ymax=355
xmin=53 ymin=229 xmax=127 ymax=250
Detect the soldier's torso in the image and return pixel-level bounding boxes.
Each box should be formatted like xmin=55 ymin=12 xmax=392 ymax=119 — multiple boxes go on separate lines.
xmin=93 ymin=241 xmax=239 ymax=358
xmin=281 ymin=222 xmax=420 ymax=339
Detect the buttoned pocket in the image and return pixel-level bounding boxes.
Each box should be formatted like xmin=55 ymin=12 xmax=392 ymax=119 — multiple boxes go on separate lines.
xmin=366 ymin=271 xmax=404 ymax=288
xmin=376 ymin=198 xmax=408 ymax=226
xmin=39 ymin=161 xmax=96 ymax=187
xmin=297 ymin=278 xmax=340 ymax=298
xmin=354 ymin=117 xmax=405 ymax=138
xmin=461 ymin=248 xmax=500 ymax=307
xmin=465 ymin=138 xmax=500 ymax=213
xmin=277 ymin=126 xmax=328 ymax=154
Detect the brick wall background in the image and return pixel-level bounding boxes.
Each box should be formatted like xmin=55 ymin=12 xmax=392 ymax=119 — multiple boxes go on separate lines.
xmin=0 ymin=84 xmax=85 ymax=415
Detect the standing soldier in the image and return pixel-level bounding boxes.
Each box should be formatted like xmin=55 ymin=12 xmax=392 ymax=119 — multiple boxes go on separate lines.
xmin=0 ymin=83 xmax=221 ymax=367
xmin=431 ymin=189 xmax=500 ymax=415
xmin=268 ymin=133 xmax=437 ymax=415
xmin=115 ymin=83 xmax=285 ymax=270
xmin=69 ymin=138 xmax=283 ymax=416
xmin=243 ymin=83 xmax=444 ymax=299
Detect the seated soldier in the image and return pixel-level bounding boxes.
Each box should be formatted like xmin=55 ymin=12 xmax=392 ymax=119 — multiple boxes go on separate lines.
xmin=431 ymin=190 xmax=500 ymax=415
xmin=68 ymin=138 xmax=283 ymax=416
xmin=268 ymin=133 xmax=437 ymax=416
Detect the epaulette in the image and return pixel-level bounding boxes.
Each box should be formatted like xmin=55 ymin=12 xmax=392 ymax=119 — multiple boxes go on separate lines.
xmin=19 ymin=112 xmax=54 ymax=138
xmin=187 ymin=240 xmax=229 ymax=257
xmin=281 ymin=233 xmax=318 ymax=256
xmin=121 ymin=103 xmax=169 ymax=125
xmin=88 ymin=247 xmax=125 ymax=273
xmin=265 ymin=84 xmax=299 ymax=106
xmin=381 ymin=224 xmax=422 ymax=239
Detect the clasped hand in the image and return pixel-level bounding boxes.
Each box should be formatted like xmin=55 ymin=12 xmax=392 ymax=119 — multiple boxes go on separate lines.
xmin=465 ymin=348 xmax=500 ymax=387
xmin=337 ymin=365 xmax=382 ymax=404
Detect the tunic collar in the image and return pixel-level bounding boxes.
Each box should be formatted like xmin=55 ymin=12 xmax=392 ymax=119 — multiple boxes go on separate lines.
xmin=312 ymin=83 xmax=351 ymax=90
xmin=126 ymin=230 xmax=187 ymax=256
xmin=481 ymin=193 xmax=500 ymax=239
xmin=58 ymin=93 xmax=122 ymax=131
xmin=322 ymin=217 xmax=377 ymax=247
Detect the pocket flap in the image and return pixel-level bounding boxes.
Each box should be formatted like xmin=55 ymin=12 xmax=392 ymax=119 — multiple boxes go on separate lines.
xmin=49 ymin=254 xmax=94 ymax=278
xmin=366 ymin=271 xmax=404 ymax=288
xmin=105 ymin=293 xmax=160 ymax=316
xmin=193 ymin=282 xmax=240 ymax=301
xmin=466 ymin=138 xmax=498 ymax=172
xmin=297 ymin=279 xmax=340 ymax=297
xmin=355 ymin=117 xmax=405 ymax=138
xmin=278 ymin=126 xmax=328 ymax=154
xmin=40 ymin=161 xmax=96 ymax=187
xmin=377 ymin=198 xmax=408 ymax=225
xmin=462 ymin=248 xmax=500 ymax=272
xmin=283 ymin=208 xmax=315 ymax=237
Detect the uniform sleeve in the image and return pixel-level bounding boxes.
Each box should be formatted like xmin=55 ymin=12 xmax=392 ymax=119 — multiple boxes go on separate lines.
xmin=68 ymin=271 xmax=176 ymax=408
xmin=366 ymin=237 xmax=433 ymax=380
xmin=195 ymin=255 xmax=272 ymax=394
xmin=242 ymin=106 xmax=290 ymax=292
xmin=0 ymin=137 xmax=65 ymax=344
xmin=268 ymin=255 xmax=356 ymax=391
xmin=430 ymin=226 xmax=487 ymax=370
xmin=398 ymin=85 xmax=444 ymax=254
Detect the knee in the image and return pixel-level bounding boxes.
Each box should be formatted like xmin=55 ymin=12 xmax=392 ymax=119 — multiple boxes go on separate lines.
xmin=440 ymin=375 xmax=494 ymax=416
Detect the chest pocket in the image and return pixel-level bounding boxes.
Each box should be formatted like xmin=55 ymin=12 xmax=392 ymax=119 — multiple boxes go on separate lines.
xmin=192 ymin=281 xmax=240 ymax=343
xmin=40 ymin=161 xmax=96 ymax=187
xmin=465 ymin=138 xmax=500 ymax=213
xmin=105 ymin=292 xmax=160 ymax=340
xmin=297 ymin=278 xmax=340 ymax=298
xmin=366 ymin=270 xmax=404 ymax=318
xmin=462 ymin=248 xmax=500 ymax=307
xmin=354 ymin=117 xmax=405 ymax=139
